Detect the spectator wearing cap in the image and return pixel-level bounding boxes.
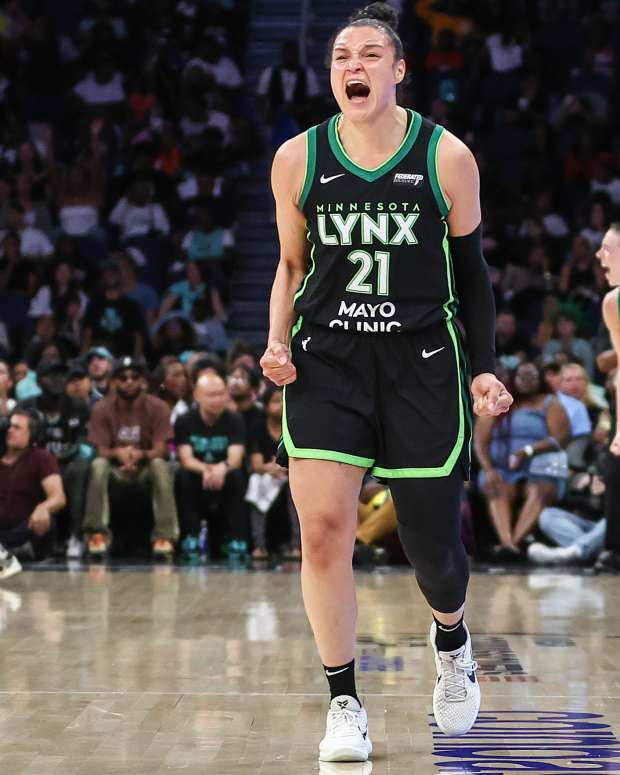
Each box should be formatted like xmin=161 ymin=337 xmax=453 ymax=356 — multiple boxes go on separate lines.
xmin=85 ymin=347 xmax=113 ymax=402
xmin=82 ymin=357 xmax=178 ymax=560
xmin=66 ymin=360 xmax=93 ymax=405
xmin=0 ymin=409 xmax=66 ymax=577
xmin=82 ymin=259 xmax=146 ymax=359
xmin=20 ymin=358 xmax=91 ymax=558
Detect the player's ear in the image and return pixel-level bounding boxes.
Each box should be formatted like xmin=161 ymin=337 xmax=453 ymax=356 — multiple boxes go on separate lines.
xmin=394 ymin=58 xmax=406 ymax=85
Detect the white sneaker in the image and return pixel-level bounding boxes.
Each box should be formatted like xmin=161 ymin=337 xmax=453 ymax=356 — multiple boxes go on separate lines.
xmin=0 ymin=544 xmax=22 ymax=581
xmin=430 ymin=621 xmax=480 ymax=736
xmin=66 ymin=535 xmax=84 ymax=559
xmin=319 ymin=695 xmax=372 ymax=762
xmin=528 ymin=542 xmax=582 ymax=565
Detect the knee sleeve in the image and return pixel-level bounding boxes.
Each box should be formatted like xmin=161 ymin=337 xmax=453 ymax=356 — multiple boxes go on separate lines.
xmin=390 ymin=470 xmax=469 ymax=613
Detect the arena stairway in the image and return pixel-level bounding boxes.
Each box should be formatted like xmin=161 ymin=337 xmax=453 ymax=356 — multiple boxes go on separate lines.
xmin=228 ymin=0 xmax=360 ymax=352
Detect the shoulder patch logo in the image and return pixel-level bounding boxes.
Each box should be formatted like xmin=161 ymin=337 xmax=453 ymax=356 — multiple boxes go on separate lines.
xmin=393 ymin=172 xmax=424 ymax=186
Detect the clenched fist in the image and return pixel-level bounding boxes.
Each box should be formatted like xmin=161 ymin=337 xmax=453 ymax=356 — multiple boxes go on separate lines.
xmin=260 ymin=340 xmax=297 ymax=386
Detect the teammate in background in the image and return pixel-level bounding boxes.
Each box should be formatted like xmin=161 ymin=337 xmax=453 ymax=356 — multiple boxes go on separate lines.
xmin=261 ymin=3 xmax=512 ymax=762
xmin=595 ymin=223 xmax=620 ymax=572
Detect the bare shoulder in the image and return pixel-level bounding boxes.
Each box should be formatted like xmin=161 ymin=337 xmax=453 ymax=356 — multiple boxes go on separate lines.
xmin=436 ymin=129 xmax=477 ymax=178
xmin=602 ymin=287 xmax=620 ymax=326
xmin=271 ymin=132 xmax=307 ymax=205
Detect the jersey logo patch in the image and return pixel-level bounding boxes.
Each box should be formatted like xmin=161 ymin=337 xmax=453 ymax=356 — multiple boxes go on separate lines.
xmin=422 ymin=347 xmax=444 ymax=359
xmin=320 ymin=173 xmax=345 ymax=184
xmin=393 ymin=172 xmax=424 ymax=186
xmin=302 ymin=337 xmax=311 ymax=351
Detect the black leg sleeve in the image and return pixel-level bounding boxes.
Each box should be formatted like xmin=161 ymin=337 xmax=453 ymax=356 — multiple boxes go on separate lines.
xmin=390 ymin=469 xmax=469 ymax=613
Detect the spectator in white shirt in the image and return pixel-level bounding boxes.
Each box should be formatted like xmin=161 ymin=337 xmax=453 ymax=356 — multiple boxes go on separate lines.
xmin=183 ymin=37 xmax=243 ymax=90
xmin=73 ymin=56 xmax=125 ymax=107
xmin=109 ymin=181 xmax=170 ymax=241
xmin=3 ymin=203 xmax=53 ymax=259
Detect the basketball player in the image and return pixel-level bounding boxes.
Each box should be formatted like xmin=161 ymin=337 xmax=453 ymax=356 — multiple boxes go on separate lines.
xmin=260 ymin=3 xmax=513 ymax=762
xmin=596 ymin=223 xmax=620 ymax=571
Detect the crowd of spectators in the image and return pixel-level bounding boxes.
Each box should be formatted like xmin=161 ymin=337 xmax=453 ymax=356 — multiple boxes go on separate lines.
xmin=1 ymin=1 xmax=620 ymax=571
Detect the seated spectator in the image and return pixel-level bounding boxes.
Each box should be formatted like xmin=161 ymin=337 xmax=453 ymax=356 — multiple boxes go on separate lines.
xmin=189 ymin=353 xmax=226 ymax=385
xmin=65 ymin=359 xmax=93 ymax=405
xmin=246 ymin=385 xmax=299 ymax=559
xmin=0 ymin=409 xmax=66 ymax=577
xmin=21 ymin=358 xmax=90 ymax=555
xmin=84 ymin=346 xmax=113 ymax=402
xmin=474 ymin=361 xmax=570 ymax=558
xmin=82 ymin=259 xmax=146 ymax=359
xmin=355 ymin=481 xmax=395 ymax=565
xmin=159 ymin=260 xmax=218 ymax=318
xmin=151 ymin=313 xmax=198 ymax=362
xmin=542 ymin=303 xmax=595 ymax=378
xmin=73 ymin=55 xmax=125 ymax=109
xmin=541 ymin=361 xmax=592 ymax=440
xmin=183 ymin=36 xmax=243 ymax=90
xmin=1 ymin=201 xmax=53 ymax=259
xmin=117 ymin=251 xmax=159 ymax=326
xmin=51 ymin=155 xmax=104 ymax=238
xmin=495 ymin=310 xmax=531 ymax=359
xmin=175 ymin=373 xmax=246 ymax=559
xmin=181 ymin=205 xmax=234 ymax=292
xmin=528 ymin=470 xmax=605 ymax=566
xmin=558 ymin=236 xmax=598 ymax=296
xmin=109 ymin=180 xmax=170 ymax=241
xmin=82 ymin=357 xmax=178 ymax=560
xmin=151 ymin=357 xmax=190 ymax=425
xmin=256 ymin=40 xmax=320 ymax=128
xmin=227 ymin=363 xmax=264 ymax=437
xmin=559 ymin=361 xmax=607 ymax=425
xmin=0 ymin=360 xmax=16 ymax=418
xmin=28 ymin=258 xmax=89 ymax=320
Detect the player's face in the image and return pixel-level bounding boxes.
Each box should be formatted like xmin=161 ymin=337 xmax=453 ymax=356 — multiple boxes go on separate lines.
xmin=596 ymin=229 xmax=620 ymax=286
xmin=330 ymin=26 xmax=405 ymax=121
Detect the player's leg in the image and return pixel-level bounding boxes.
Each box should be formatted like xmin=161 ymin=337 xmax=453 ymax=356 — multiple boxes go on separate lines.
xmin=390 ymin=470 xmax=480 ymax=736
xmin=288 ymin=457 xmax=371 ymax=762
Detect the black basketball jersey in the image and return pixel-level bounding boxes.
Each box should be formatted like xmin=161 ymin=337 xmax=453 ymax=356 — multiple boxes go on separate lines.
xmin=295 ymin=109 xmax=458 ymax=335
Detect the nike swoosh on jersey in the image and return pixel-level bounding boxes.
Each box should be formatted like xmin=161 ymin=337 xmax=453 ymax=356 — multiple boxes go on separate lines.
xmin=320 ymin=173 xmax=345 ymax=184
xmin=422 ymin=347 xmax=445 ymax=359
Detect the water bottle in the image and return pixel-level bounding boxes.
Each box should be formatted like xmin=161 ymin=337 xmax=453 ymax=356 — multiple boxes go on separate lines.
xmin=198 ymin=519 xmax=209 ymax=561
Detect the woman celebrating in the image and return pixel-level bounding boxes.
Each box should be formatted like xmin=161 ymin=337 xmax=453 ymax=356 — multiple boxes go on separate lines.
xmin=260 ymin=1 xmax=511 ymax=761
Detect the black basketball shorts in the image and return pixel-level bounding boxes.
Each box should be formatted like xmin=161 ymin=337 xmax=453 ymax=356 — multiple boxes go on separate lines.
xmin=281 ymin=318 xmax=473 ymax=480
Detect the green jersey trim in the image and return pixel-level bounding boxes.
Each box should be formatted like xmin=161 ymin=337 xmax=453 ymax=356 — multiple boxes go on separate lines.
xmin=372 ymin=222 xmax=466 ymax=478
xmin=327 ymin=109 xmax=423 ymax=182
xmin=427 ymin=125 xmax=450 ymax=219
xmin=293 ymin=229 xmax=318 ymax=305
xmin=299 ymin=127 xmax=317 ymax=210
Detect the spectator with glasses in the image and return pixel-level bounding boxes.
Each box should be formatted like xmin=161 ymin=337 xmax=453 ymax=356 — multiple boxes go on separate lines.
xmin=82 ymin=357 xmax=178 ymax=560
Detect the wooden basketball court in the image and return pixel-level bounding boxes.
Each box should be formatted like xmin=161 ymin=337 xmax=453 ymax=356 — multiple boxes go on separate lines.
xmin=0 ymin=564 xmax=618 ymax=773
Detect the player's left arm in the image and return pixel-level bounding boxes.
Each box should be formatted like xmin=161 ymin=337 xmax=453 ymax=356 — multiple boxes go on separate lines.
xmin=438 ymin=131 xmax=512 ymax=417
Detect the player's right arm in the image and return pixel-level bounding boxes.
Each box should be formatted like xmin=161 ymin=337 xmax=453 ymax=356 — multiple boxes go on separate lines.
xmin=260 ymin=133 xmax=309 ymax=386
xmin=602 ymin=287 xmax=620 ymax=454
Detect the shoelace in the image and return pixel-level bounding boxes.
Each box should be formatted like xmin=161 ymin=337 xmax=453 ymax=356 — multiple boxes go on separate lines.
xmin=440 ymin=654 xmax=478 ymax=701
xmin=328 ymin=708 xmax=363 ymax=736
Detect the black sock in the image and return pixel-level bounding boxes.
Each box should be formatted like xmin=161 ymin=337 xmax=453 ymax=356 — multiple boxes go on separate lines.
xmin=323 ymin=658 xmax=359 ymax=704
xmin=434 ymin=615 xmax=467 ymax=652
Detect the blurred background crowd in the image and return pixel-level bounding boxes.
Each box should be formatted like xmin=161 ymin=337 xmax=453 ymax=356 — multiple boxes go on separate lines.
xmin=0 ymin=0 xmax=619 ymax=570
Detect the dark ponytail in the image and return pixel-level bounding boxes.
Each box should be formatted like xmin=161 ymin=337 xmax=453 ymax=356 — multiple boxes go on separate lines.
xmin=326 ymin=2 xmax=404 ymax=65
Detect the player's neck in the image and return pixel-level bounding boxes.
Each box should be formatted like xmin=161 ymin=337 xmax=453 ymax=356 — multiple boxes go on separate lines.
xmin=338 ymin=105 xmax=408 ymax=166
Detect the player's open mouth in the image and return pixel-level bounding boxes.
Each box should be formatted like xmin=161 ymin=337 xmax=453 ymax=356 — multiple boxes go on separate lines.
xmin=346 ymin=80 xmax=370 ymax=102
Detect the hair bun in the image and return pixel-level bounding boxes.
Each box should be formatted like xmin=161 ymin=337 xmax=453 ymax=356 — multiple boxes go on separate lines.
xmin=350 ymin=2 xmax=400 ymax=31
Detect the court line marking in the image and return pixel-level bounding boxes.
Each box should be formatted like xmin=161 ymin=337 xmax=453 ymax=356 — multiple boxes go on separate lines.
xmin=0 ymin=690 xmax=615 ymax=698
